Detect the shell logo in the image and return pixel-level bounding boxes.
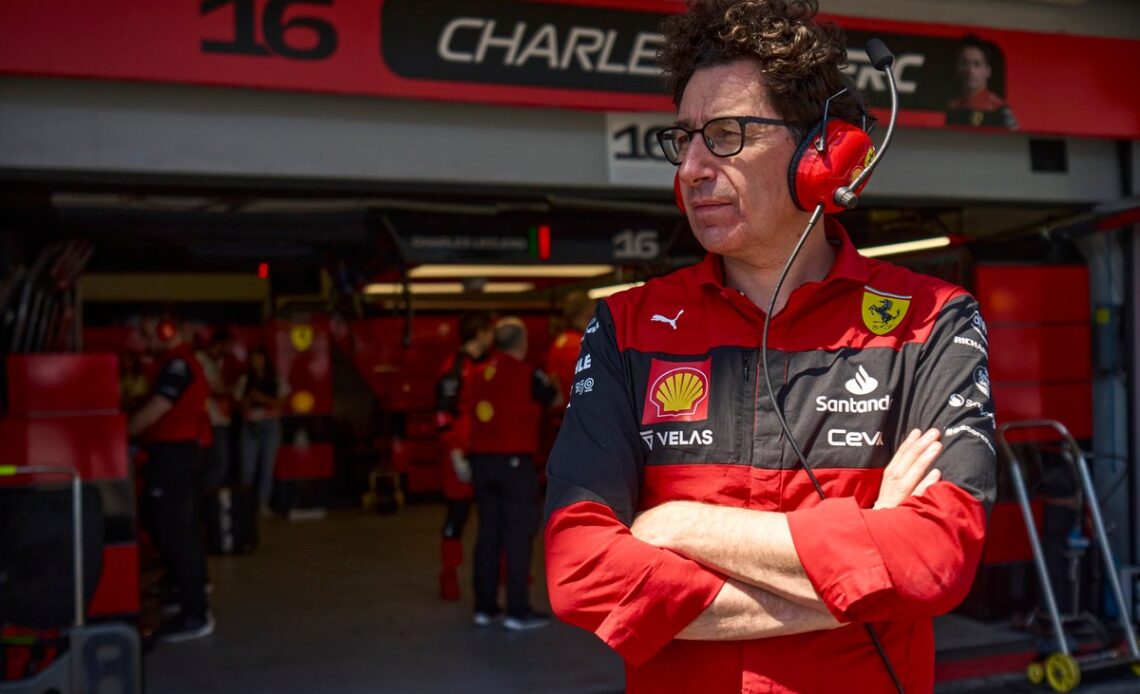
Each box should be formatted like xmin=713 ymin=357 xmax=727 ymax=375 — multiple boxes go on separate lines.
xmin=642 ymin=358 xmax=712 ymax=425
xmin=653 ymin=370 xmax=707 ymax=415
xmin=475 ymin=400 xmax=495 ymax=422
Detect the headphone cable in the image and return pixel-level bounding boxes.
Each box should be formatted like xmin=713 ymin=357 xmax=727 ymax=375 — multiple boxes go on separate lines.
xmin=759 ymin=203 xmax=905 ymax=694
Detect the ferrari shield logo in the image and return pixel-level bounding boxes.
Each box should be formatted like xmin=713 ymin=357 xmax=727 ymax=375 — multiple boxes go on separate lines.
xmin=290 ymin=324 xmax=314 ymax=352
xmin=862 ymin=286 xmax=911 ymax=335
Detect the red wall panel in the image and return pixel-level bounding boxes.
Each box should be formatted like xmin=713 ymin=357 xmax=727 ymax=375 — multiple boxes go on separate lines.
xmin=0 ymin=415 xmax=129 ymax=481
xmin=7 ymin=354 xmax=120 ymax=414
xmin=974 ymin=265 xmax=1089 ymax=323
xmin=988 ymin=324 xmax=1092 ymax=383
xmin=993 ymin=382 xmax=1092 ymax=439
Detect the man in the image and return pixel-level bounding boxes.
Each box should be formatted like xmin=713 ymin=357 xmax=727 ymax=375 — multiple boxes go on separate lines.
xmin=946 ymin=35 xmax=1018 ymax=129
xmin=464 ymin=317 xmax=561 ymax=630
xmin=545 ymin=291 xmax=598 ymax=414
xmin=434 ymin=311 xmax=495 ymax=601
xmin=129 ymin=315 xmax=215 ymax=642
xmin=544 ymin=1 xmax=996 ymax=691
xmin=195 ymin=328 xmax=236 ymax=488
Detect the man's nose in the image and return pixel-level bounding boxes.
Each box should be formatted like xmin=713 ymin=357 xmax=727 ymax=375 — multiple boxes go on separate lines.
xmin=677 ymin=137 xmax=715 ymax=188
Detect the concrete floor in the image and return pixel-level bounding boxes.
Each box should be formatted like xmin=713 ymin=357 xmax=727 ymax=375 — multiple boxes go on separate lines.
xmin=144 ymin=504 xmax=624 ymax=694
xmin=143 ymin=502 xmax=1140 ymax=694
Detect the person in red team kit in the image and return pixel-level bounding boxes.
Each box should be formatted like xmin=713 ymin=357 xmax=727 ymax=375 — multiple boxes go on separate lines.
xmin=434 ymin=311 xmax=495 ymax=601
xmin=545 ymin=291 xmax=598 ymax=420
xmin=129 ymin=316 xmax=215 ymax=643
xmin=946 ymin=34 xmax=1018 ymax=129
xmin=464 ymin=317 xmax=562 ymax=630
xmin=544 ymin=2 xmax=996 ymax=692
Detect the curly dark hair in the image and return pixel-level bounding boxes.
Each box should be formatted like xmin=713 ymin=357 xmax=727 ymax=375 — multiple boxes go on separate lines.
xmin=658 ymin=0 xmax=865 ymax=136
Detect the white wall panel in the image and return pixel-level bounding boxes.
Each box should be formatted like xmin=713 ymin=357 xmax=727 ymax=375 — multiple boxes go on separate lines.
xmin=0 ymin=76 xmax=1128 ymax=205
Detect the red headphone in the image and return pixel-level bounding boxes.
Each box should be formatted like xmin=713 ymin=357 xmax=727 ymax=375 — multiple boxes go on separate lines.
xmin=786 ymin=118 xmax=875 ymax=214
xmin=673 ymin=107 xmax=875 ymax=216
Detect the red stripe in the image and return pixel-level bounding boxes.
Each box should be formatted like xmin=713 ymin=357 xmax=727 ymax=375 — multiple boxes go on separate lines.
xmin=1096 ymin=207 xmax=1140 ymax=232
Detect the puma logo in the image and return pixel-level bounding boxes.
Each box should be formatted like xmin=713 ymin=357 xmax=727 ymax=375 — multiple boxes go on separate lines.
xmin=650 ymin=309 xmax=684 ymax=330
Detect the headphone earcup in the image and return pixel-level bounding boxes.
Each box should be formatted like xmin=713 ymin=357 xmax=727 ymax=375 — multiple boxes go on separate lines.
xmin=673 ymin=172 xmax=686 ymax=215
xmin=787 ymin=120 xmax=875 ymax=214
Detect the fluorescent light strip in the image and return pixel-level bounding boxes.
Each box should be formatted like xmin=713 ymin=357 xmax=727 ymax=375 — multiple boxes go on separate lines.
xmin=589 ymin=282 xmax=645 ymax=299
xmin=858 ymin=236 xmax=952 ymax=258
xmin=408 ymin=264 xmax=614 ymax=279
xmin=364 ymin=281 xmax=535 ymax=295
xmin=483 ymin=282 xmax=536 ymax=293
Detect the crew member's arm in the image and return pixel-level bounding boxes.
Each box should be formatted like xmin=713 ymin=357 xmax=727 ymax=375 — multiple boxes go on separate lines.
xmin=531 ymin=365 xmax=563 ymax=410
xmin=634 ymin=295 xmax=995 ymax=624
xmin=633 ymin=428 xmax=944 ymax=611
xmin=128 ymin=356 xmax=193 ymax=437
xmin=545 ymin=303 xmax=726 ymax=665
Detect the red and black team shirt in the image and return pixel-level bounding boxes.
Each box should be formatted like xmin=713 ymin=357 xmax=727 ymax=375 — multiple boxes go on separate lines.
xmin=467 ymin=351 xmax=559 ymax=457
xmin=544 ymin=219 xmax=996 ymax=693
xmin=142 ymin=344 xmax=211 ymax=445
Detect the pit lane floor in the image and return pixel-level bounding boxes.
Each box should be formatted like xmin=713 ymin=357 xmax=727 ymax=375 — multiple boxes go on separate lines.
xmin=144 ymin=502 xmax=1139 ymax=693
xmin=144 ymin=503 xmax=625 ymax=693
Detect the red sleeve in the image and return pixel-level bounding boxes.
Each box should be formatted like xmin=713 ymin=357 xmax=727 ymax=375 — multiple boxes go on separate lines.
xmin=544 ymin=304 xmax=724 ymax=664
xmin=787 ymin=483 xmax=986 ymax=622
xmin=788 ymin=294 xmax=995 ymax=623
xmin=546 ymin=501 xmax=725 ymax=665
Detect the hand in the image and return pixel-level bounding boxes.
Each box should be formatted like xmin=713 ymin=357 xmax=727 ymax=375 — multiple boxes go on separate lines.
xmin=450 ymin=449 xmax=472 ymax=484
xmin=873 ymin=428 xmax=943 ymax=510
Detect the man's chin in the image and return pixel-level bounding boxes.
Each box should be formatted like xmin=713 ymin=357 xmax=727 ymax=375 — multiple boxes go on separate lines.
xmin=693 ymin=226 xmax=749 ymax=257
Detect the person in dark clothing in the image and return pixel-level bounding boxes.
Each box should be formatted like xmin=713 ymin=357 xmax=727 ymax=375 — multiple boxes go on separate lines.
xmin=434 ymin=311 xmax=496 ymax=601
xmin=236 ymin=345 xmax=287 ymax=518
xmin=464 ymin=317 xmax=561 ymax=630
xmin=129 ymin=315 xmax=214 ymax=643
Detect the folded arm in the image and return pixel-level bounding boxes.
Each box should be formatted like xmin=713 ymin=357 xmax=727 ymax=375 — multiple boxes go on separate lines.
xmin=631 ymin=428 xmax=944 ymax=611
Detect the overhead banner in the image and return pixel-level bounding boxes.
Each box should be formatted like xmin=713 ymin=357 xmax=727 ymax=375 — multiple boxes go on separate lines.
xmin=1 ymin=0 xmax=1136 ymax=138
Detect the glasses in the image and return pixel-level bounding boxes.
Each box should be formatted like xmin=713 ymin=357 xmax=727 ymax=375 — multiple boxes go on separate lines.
xmin=656 ymin=116 xmax=792 ymax=165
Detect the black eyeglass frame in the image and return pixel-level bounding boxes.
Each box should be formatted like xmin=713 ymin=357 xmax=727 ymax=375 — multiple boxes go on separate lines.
xmin=656 ymin=115 xmax=794 ymax=165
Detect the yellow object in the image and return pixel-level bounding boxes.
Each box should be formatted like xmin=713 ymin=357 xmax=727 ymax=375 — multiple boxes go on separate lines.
xmin=1026 ymin=661 xmax=1044 ymax=684
xmin=475 ymin=401 xmax=495 ymax=422
xmin=291 ymin=390 xmax=316 ymax=414
xmin=290 ymin=324 xmax=314 ymax=352
xmin=861 ymin=286 xmax=911 ymax=335
xmin=1044 ymin=652 xmax=1079 ymax=693
xmin=655 ymin=371 xmax=706 ymax=413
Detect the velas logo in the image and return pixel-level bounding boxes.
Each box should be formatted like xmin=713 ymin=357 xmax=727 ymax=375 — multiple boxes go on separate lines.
xmin=642 ymin=358 xmax=711 ymax=425
xmin=862 ymin=286 xmax=911 ymax=335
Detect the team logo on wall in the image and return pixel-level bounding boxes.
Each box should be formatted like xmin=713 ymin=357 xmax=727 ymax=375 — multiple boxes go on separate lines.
xmin=861 ymin=286 xmax=911 ymax=335
xmin=290 ymin=324 xmax=314 ymax=352
xmin=291 ymin=390 xmax=315 ymax=414
xmin=641 ymin=358 xmax=711 ymax=424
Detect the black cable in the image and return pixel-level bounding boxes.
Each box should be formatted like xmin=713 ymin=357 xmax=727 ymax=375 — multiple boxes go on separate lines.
xmin=760 ymin=202 xmax=905 ymax=694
